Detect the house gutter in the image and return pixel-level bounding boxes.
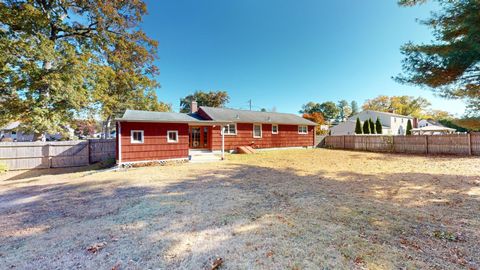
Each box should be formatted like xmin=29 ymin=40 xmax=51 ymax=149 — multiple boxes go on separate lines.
xmin=115 ymin=119 xmax=232 ymax=125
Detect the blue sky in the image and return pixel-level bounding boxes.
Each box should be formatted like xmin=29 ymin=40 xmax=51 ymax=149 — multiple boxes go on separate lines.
xmin=142 ymin=0 xmax=466 ymax=115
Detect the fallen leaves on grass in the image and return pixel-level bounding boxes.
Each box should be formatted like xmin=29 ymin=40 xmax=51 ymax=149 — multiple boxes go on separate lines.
xmin=354 ymin=256 xmax=366 ymax=266
xmin=448 ymin=247 xmax=468 ymax=266
xmin=276 ymin=215 xmax=295 ymax=227
xmin=399 ymin=238 xmax=422 ymax=251
xmin=211 ymin=257 xmax=223 ymax=270
xmin=87 ymin=242 xmax=107 ymax=254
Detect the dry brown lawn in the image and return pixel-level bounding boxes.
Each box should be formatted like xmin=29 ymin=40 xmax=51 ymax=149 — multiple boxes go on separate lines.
xmin=0 ymin=149 xmax=479 ymax=269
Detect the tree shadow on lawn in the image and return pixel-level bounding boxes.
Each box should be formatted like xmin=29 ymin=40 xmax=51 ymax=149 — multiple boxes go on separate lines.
xmin=344 ymin=150 xmax=480 ymax=162
xmin=1 ymin=159 xmax=116 ymax=182
xmin=0 ymin=164 xmax=478 ymax=269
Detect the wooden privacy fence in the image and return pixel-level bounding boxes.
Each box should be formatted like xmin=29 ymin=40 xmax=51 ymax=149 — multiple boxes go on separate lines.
xmin=0 ymin=139 xmax=116 ymax=170
xmin=324 ymin=133 xmax=480 ymax=156
xmin=315 ymin=135 xmax=327 ymax=147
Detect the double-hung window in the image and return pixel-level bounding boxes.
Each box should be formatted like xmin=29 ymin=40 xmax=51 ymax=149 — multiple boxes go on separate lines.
xmin=298 ymin=125 xmax=308 ymax=134
xmin=272 ymin=124 xmax=278 ymax=134
xmin=223 ymin=124 xmax=237 ymax=135
xmin=131 ymin=130 xmax=144 ymax=143
xmin=253 ymin=124 xmax=262 ymax=138
xmin=167 ymin=130 xmax=178 ymax=143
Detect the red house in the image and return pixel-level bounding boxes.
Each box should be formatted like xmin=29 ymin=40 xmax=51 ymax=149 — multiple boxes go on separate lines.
xmin=115 ymin=102 xmax=317 ymax=164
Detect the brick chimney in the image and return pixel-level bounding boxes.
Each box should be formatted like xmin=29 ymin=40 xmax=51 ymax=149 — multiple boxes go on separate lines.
xmin=190 ymin=100 xmax=198 ymax=113
xmin=413 ymin=117 xmax=418 ymax=128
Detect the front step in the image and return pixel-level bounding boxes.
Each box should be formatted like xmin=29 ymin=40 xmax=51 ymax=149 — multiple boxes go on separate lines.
xmin=189 ymin=150 xmax=222 ymax=163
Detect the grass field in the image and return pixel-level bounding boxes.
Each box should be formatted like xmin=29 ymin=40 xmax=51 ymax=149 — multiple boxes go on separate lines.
xmin=0 ymin=149 xmax=479 ymax=269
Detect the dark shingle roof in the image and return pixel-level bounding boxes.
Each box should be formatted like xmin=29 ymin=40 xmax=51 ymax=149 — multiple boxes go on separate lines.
xmin=200 ymin=106 xmax=317 ymax=125
xmin=117 ymin=110 xmax=204 ymax=123
xmin=117 ymin=108 xmax=317 ymax=126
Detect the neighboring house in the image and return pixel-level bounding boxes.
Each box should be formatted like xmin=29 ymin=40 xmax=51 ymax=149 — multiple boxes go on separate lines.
xmin=115 ymin=102 xmax=317 ymax=164
xmin=329 ymin=120 xmax=358 ymax=135
xmin=411 ymin=119 xmax=456 ymax=135
xmin=0 ymin=121 xmax=73 ymax=142
xmin=93 ymin=130 xmax=116 ymax=139
xmin=330 ymin=110 xmax=414 ymax=136
xmin=0 ymin=121 xmax=34 ymax=142
xmin=319 ymin=125 xmax=329 ymax=132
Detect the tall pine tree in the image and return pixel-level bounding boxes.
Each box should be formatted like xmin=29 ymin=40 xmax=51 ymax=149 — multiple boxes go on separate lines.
xmin=351 ymin=101 xmax=359 ymax=116
xmin=397 ymin=0 xmax=480 ymax=116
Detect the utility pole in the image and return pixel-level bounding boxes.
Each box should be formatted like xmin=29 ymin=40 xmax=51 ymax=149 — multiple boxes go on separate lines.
xmin=248 ymin=99 xmax=252 ymax=110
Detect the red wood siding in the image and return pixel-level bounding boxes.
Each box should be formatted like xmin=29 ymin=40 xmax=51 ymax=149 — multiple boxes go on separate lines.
xmin=119 ymin=122 xmax=189 ymax=162
xmin=211 ymin=123 xmax=315 ymax=151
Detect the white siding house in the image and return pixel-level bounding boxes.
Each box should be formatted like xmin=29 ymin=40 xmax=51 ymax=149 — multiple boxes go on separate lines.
xmin=329 ymin=120 xmax=357 ymax=135
xmin=0 ymin=121 xmax=73 ymax=142
xmin=330 ymin=110 xmax=414 ymax=136
xmin=412 ymin=119 xmax=456 ymax=135
xmin=0 ymin=121 xmax=35 ymax=141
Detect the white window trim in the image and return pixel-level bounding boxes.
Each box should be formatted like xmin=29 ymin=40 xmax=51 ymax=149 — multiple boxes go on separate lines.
xmin=272 ymin=124 xmax=279 ymax=134
xmin=130 ymin=130 xmax=144 ymax=144
xmin=253 ymin=123 xmax=262 ymax=138
xmin=167 ymin=130 xmax=179 ymax=143
xmin=223 ymin=123 xmax=237 ymax=136
xmin=298 ymin=125 xmax=308 ymax=135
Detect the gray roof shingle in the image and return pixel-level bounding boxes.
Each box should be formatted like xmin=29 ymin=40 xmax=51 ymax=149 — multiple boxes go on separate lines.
xmin=117 ymin=107 xmax=317 ymax=126
xmin=200 ymin=106 xmax=317 ymax=125
xmin=118 ymin=110 xmax=204 ymax=123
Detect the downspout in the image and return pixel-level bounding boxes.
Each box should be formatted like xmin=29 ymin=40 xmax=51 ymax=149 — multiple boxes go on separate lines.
xmin=221 ymin=125 xmax=225 ymax=160
xmin=118 ymin=121 xmax=122 ymax=166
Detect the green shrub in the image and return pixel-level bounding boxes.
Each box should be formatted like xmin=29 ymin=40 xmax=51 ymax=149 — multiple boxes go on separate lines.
xmin=355 ymin=118 xmax=363 ymax=134
xmin=406 ymin=119 xmax=413 ymax=135
xmin=369 ymin=118 xmax=375 ymax=134
xmin=0 ymin=162 xmax=8 ymax=173
xmin=433 ymin=230 xmax=460 ymax=242
xmin=375 ymin=117 xmax=383 ymax=134
xmin=362 ymin=120 xmax=370 ymax=134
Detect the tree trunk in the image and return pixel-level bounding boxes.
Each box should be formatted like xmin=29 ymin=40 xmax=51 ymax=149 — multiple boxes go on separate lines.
xmin=33 ymin=132 xmax=45 ymax=142
xmin=100 ymin=122 xmax=105 ymax=139
xmin=104 ymin=115 xmax=112 ymax=139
